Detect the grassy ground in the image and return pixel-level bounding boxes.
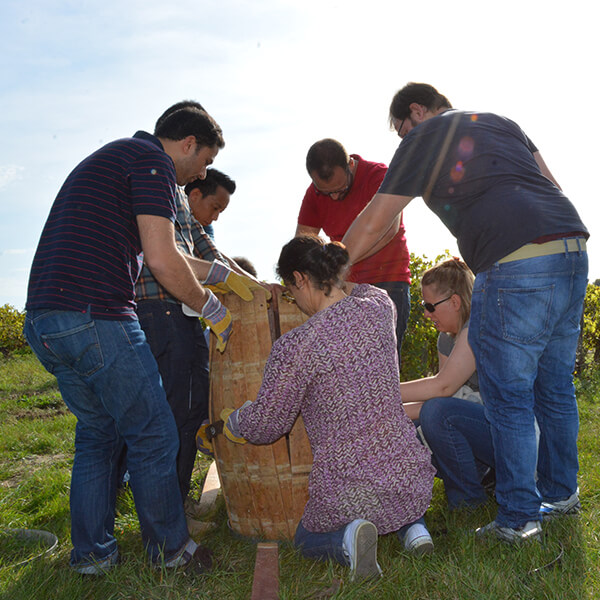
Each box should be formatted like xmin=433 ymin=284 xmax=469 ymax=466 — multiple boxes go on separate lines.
xmin=0 ymin=353 xmax=598 ymax=599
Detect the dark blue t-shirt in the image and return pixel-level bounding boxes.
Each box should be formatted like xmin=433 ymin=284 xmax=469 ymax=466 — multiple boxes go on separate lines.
xmin=379 ymin=110 xmax=588 ymax=273
xmin=26 ymin=131 xmax=177 ymax=319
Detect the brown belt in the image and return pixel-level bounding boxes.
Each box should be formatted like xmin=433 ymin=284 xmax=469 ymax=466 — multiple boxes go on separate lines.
xmin=498 ymin=237 xmax=587 ymax=264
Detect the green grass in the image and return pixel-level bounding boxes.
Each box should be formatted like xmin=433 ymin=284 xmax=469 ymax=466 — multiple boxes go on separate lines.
xmin=0 ymin=353 xmax=598 ymax=599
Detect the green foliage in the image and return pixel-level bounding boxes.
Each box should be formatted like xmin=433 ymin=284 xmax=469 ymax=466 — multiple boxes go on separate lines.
xmin=578 ymin=283 xmax=600 ymax=375
xmin=0 ymin=354 xmax=599 ymax=598
xmin=401 ymin=260 xmax=600 ymax=381
xmin=400 ymin=251 xmax=452 ymax=381
xmin=0 ymin=304 xmax=28 ymax=358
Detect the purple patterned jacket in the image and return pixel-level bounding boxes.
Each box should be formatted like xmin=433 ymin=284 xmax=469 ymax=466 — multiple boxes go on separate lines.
xmin=238 ymin=284 xmax=435 ymax=533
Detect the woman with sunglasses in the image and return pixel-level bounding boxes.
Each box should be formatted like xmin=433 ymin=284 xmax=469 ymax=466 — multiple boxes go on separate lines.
xmin=401 ymin=258 xmax=495 ymax=509
xmin=221 ymin=235 xmax=435 ymax=580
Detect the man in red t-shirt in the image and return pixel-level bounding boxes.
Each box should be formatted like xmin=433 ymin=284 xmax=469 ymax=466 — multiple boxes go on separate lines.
xmin=296 ymin=138 xmax=411 ymax=362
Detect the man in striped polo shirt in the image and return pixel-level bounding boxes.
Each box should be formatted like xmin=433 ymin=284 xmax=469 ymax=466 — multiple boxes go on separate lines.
xmin=24 ymin=106 xmax=226 ymax=574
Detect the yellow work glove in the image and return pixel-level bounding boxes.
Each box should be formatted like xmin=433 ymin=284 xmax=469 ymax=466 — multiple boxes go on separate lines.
xmin=196 ymin=420 xmax=215 ymax=456
xmin=220 ymin=401 xmax=253 ymax=444
xmin=182 ymin=291 xmax=232 ymax=352
xmin=203 ymin=259 xmax=271 ymax=301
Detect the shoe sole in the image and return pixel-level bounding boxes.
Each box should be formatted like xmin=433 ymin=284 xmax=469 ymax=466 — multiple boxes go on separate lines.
xmin=352 ymin=522 xmax=380 ymax=580
xmin=408 ymin=538 xmax=434 ymax=556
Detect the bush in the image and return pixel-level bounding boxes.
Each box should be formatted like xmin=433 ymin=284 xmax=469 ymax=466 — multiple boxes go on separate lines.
xmin=400 ymin=251 xmax=452 ymax=381
xmin=0 ymin=304 xmax=28 ymax=357
xmin=399 ymin=259 xmax=600 ymax=381
xmin=578 ymin=283 xmax=600 ymax=375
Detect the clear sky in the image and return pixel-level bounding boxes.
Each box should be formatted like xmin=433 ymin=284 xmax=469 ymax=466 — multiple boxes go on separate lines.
xmin=1 ymin=0 xmax=598 ymax=310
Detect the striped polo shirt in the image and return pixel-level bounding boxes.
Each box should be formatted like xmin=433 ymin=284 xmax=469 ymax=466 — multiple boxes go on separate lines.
xmin=26 ymin=131 xmax=177 ymax=320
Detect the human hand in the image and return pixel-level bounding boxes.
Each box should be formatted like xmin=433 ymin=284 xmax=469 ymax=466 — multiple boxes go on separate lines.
xmin=203 ymin=260 xmax=271 ymax=301
xmin=220 ymin=401 xmax=253 ymax=444
xmin=200 ymin=289 xmax=232 ymax=352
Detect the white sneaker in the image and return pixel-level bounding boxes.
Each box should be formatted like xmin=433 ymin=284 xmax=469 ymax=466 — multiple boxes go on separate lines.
xmin=342 ymin=519 xmax=382 ymax=581
xmin=402 ymin=523 xmax=434 ymax=555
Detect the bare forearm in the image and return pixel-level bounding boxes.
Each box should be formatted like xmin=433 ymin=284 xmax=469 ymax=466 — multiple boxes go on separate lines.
xmin=402 ymin=401 xmax=425 ymax=421
xmin=342 ymin=193 xmax=411 ymax=264
xmin=148 ymin=251 xmax=209 ymax=313
xmin=138 ymin=214 xmax=209 ymax=313
xmin=400 ymin=376 xmax=461 ymax=403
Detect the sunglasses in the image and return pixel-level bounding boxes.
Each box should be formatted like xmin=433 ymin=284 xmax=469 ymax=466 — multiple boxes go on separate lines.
xmin=421 ymin=294 xmax=453 ymax=313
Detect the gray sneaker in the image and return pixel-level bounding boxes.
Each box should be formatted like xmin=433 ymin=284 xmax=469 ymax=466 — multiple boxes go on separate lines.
xmin=402 ymin=523 xmax=434 ymax=555
xmin=539 ymin=491 xmax=581 ymax=520
xmin=476 ymin=520 xmax=542 ymax=544
xmin=342 ymin=519 xmax=382 ymax=581
xmin=72 ymin=551 xmax=119 ymax=575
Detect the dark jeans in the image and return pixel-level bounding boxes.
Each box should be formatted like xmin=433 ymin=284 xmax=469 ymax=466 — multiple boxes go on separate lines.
xmin=294 ymin=517 xmax=426 ymax=565
xmin=373 ymin=281 xmax=410 ymax=365
xmin=24 ymin=308 xmax=189 ymax=566
xmin=420 ymin=397 xmax=494 ymax=508
xmin=137 ymin=299 xmax=210 ymax=501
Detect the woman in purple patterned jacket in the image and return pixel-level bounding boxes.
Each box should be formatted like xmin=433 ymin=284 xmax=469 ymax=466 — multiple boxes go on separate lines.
xmin=222 ymin=236 xmax=435 ymax=580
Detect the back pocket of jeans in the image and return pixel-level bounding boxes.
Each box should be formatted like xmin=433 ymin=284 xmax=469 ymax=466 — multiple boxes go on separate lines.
xmin=498 ymin=285 xmax=554 ymax=344
xmin=41 ymin=321 xmax=104 ymax=377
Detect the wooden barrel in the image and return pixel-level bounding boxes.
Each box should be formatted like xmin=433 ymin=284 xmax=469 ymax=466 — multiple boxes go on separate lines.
xmin=209 ymin=287 xmax=313 ymax=540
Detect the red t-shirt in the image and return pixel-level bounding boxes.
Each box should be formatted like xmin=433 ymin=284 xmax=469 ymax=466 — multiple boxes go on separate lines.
xmin=297 ymin=155 xmax=410 ymax=284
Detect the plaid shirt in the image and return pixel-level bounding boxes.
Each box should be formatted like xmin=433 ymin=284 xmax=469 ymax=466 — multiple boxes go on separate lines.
xmin=135 ymin=187 xmax=227 ymax=303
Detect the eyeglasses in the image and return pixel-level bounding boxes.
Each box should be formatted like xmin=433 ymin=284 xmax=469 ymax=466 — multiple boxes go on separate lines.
xmin=421 ymin=295 xmax=453 ymax=313
xmin=396 ymin=118 xmax=406 ymax=138
xmin=313 ymin=167 xmax=353 ymax=199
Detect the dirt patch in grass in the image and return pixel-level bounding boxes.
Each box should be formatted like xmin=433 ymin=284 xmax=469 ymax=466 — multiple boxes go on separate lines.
xmin=1 ymin=453 xmax=70 ymax=488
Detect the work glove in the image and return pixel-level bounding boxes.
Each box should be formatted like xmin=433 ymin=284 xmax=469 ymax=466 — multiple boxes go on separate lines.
xmin=203 ymin=259 xmax=271 ymax=301
xmin=183 ymin=289 xmax=232 ymax=352
xmin=196 ymin=419 xmax=215 ymax=456
xmin=220 ymin=401 xmax=253 ymax=444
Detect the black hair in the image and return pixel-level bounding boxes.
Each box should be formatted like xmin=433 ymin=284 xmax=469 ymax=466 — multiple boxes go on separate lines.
xmin=154 ymin=100 xmax=206 ymax=132
xmin=277 ymin=236 xmax=350 ymax=296
xmin=155 ymin=106 xmax=224 ymax=150
xmin=305 ymin=138 xmax=349 ymax=181
xmin=184 ymin=168 xmax=236 ymax=197
xmin=389 ymin=82 xmax=452 ymax=124
xmin=232 ymin=256 xmax=258 ymax=277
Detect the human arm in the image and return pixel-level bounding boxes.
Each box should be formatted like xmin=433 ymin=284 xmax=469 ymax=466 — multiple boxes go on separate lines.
xmin=533 ymin=151 xmax=562 ymax=191
xmin=138 ymin=214 xmax=210 ymax=313
xmin=400 ymin=327 xmax=476 ymax=408
xmin=354 ymin=213 xmax=401 ymax=260
xmin=295 ymin=223 xmax=321 ymax=237
xmin=341 ymin=193 xmax=413 ymax=265
xmin=235 ymin=334 xmax=309 ymax=444
xmin=138 ymin=214 xmax=232 ymax=349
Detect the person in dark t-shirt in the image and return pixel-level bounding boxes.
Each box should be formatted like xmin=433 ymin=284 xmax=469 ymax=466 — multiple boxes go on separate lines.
xmin=342 ymin=82 xmax=588 ymax=544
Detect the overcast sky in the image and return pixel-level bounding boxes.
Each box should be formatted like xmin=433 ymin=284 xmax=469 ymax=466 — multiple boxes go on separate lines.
xmin=1 ymin=0 xmax=598 ymax=309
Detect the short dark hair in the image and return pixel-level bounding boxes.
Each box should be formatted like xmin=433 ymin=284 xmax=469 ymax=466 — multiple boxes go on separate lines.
xmin=155 ymin=106 xmax=225 ymax=150
xmin=389 ymin=83 xmax=452 ymax=124
xmin=184 ymin=168 xmax=236 ymax=197
xmin=306 ymin=139 xmax=349 ymax=181
xmin=276 ymin=235 xmax=350 ymax=296
xmin=232 ymin=256 xmax=257 ymax=277
xmin=154 ymin=100 xmax=206 ymax=133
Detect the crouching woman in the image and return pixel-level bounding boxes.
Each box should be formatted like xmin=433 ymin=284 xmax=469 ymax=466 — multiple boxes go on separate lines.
xmin=222 ymin=235 xmax=435 ymax=580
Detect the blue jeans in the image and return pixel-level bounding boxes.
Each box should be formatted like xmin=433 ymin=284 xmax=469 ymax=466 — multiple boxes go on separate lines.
xmin=294 ymin=517 xmax=425 ymax=564
xmin=468 ymin=245 xmax=588 ymax=528
xmin=420 ymin=397 xmax=494 ymax=509
xmin=24 ymin=308 xmax=190 ymax=567
xmin=136 ymin=300 xmax=209 ymax=501
xmin=373 ymin=281 xmax=410 ymax=363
